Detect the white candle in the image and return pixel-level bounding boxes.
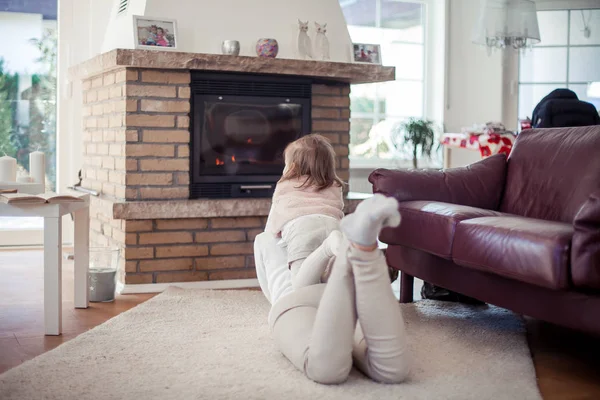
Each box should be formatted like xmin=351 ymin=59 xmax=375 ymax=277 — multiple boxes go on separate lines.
xmin=17 ymin=176 xmax=32 ymax=183
xmin=0 ymin=156 xmax=17 ymax=182
xmin=29 ymin=151 xmax=46 ymax=184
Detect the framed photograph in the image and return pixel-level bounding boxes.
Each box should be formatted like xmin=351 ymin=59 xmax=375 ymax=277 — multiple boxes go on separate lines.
xmin=352 ymin=43 xmax=382 ymax=64
xmin=133 ymin=16 xmax=178 ymax=50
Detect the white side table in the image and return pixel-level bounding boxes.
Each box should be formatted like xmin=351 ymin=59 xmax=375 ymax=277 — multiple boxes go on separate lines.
xmin=0 ymin=195 xmax=90 ymax=335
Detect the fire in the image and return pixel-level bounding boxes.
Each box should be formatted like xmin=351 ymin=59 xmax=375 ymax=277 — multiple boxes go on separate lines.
xmin=231 ymin=155 xmax=236 ymax=162
xmin=247 ymin=138 xmax=252 ymax=144
xmin=215 ymin=158 xmax=224 ymax=166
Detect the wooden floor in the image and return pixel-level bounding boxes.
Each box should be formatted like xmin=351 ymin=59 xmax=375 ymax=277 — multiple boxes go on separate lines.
xmin=1 ymin=250 xmax=599 ymax=399
xmin=0 ymin=249 xmax=155 ymax=374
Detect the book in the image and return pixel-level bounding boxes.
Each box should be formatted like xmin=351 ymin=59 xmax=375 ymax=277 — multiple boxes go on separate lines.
xmin=0 ymin=189 xmax=18 ymax=194
xmin=0 ymin=192 xmax=85 ymax=205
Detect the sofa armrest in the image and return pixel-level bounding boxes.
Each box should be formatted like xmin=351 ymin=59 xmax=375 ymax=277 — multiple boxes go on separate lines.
xmin=368 ymin=153 xmax=507 ymax=210
xmin=572 ymin=189 xmax=600 ymax=289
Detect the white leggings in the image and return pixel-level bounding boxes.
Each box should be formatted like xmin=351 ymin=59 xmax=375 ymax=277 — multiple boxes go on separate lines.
xmin=267 ymin=238 xmax=410 ymax=385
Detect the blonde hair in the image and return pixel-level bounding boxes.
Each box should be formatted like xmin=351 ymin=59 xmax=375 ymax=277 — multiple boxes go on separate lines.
xmin=281 ymin=134 xmax=344 ymax=190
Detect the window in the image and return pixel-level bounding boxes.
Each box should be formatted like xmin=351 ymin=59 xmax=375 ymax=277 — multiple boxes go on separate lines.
xmin=518 ymin=9 xmax=600 ymax=122
xmin=0 ymin=2 xmax=57 ymax=245
xmin=340 ymin=0 xmax=426 ymax=166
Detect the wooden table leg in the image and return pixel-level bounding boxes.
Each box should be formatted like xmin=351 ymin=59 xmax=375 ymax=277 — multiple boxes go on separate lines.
xmin=44 ymin=217 xmax=62 ymax=335
xmin=443 ymin=146 xmax=451 ymax=169
xmin=73 ymin=207 xmax=89 ymax=309
xmin=399 ymin=272 xmax=414 ymax=303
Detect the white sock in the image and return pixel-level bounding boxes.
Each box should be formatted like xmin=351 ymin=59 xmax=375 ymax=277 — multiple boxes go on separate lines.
xmin=340 ymin=194 xmax=401 ymax=247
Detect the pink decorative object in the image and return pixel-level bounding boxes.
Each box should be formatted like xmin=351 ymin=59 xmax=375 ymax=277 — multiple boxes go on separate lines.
xmin=256 ymin=38 xmax=279 ymax=58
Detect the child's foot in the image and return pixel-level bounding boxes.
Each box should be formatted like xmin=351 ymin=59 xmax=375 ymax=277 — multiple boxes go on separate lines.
xmin=340 ymin=194 xmax=401 ymax=247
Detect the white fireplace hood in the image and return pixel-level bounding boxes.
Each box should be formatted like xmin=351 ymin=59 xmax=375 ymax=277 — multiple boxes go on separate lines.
xmin=101 ymin=0 xmax=353 ymax=62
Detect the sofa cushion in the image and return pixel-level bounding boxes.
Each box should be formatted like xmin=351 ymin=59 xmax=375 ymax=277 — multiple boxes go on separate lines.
xmin=452 ymin=216 xmax=574 ymax=290
xmin=500 ymin=126 xmax=600 ymax=223
xmin=379 ymin=201 xmax=502 ymax=259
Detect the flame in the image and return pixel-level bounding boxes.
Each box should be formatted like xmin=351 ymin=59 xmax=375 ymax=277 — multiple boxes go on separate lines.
xmin=215 ymin=158 xmax=224 ymax=166
xmin=231 ymin=155 xmax=236 ymax=162
xmin=247 ymin=138 xmax=252 ymax=144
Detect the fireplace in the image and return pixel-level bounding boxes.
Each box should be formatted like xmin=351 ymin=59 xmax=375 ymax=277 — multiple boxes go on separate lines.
xmin=76 ymin=48 xmax=394 ymax=285
xmin=190 ymin=72 xmax=312 ymax=198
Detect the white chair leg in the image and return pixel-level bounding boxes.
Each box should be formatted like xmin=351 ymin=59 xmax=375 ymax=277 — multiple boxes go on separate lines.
xmin=44 ymin=216 xmax=62 ymax=335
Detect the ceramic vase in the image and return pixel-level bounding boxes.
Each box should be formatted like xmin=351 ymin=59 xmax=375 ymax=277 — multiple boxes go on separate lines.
xmin=256 ymin=38 xmax=279 ymax=58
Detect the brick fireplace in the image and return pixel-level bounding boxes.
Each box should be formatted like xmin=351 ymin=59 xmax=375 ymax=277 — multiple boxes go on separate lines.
xmin=72 ymin=49 xmax=395 ymax=289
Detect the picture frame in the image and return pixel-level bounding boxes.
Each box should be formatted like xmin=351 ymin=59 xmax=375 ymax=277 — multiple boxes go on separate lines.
xmin=352 ymin=43 xmax=382 ymax=64
xmin=133 ymin=16 xmax=178 ymax=51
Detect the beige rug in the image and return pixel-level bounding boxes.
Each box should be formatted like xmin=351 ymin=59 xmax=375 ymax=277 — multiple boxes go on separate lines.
xmin=0 ymin=288 xmax=541 ymax=400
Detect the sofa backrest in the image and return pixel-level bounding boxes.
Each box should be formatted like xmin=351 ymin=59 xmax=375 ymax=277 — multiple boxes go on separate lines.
xmin=500 ymin=126 xmax=600 ymax=223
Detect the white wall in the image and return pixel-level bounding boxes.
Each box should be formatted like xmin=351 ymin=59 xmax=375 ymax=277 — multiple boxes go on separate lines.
xmin=102 ymin=0 xmax=353 ymax=62
xmin=443 ymin=0 xmax=503 ymax=133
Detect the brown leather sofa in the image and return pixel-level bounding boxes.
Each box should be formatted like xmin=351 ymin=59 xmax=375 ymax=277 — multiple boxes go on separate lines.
xmin=370 ymin=126 xmax=600 ymax=334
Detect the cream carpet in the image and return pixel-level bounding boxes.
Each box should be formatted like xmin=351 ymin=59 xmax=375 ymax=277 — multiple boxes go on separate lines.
xmin=0 ymin=287 xmax=541 ymax=400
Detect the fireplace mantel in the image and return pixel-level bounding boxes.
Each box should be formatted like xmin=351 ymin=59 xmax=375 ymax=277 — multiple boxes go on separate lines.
xmin=111 ymin=193 xmax=368 ymax=220
xmin=70 ymin=49 xmax=395 ymax=84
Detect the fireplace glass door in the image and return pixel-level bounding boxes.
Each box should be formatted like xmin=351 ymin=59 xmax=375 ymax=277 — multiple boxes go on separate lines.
xmin=198 ymin=96 xmax=303 ymax=176
xmin=190 ymin=72 xmax=312 ymax=198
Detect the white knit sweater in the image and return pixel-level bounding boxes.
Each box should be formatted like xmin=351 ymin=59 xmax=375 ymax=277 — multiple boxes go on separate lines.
xmin=265 ymin=177 xmax=344 ymax=236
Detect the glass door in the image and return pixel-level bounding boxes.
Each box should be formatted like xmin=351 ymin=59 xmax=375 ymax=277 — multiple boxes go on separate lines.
xmin=0 ymin=2 xmax=57 ymax=246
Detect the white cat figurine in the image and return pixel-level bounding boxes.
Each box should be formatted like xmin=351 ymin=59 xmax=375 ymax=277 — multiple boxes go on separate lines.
xmin=314 ymin=22 xmax=330 ymax=61
xmin=297 ymin=20 xmax=312 ymax=59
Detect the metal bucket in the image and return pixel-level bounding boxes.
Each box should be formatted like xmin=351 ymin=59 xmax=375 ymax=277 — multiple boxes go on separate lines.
xmin=88 ymin=248 xmax=119 ymax=302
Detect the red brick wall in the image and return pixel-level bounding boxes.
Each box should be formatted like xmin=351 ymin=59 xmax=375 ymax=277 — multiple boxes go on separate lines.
xmin=81 ymin=68 xmax=134 ymax=200
xmin=311 ymin=84 xmax=351 ymax=185
xmin=123 ymin=69 xmax=191 ymax=201
xmin=122 ymin=217 xmax=264 ymax=284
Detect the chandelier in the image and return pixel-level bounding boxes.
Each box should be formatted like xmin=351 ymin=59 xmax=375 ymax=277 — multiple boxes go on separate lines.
xmin=473 ymin=0 xmax=541 ymax=54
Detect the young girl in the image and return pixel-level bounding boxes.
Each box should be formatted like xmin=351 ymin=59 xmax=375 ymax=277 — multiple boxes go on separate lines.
xmin=156 ymin=28 xmax=170 ymax=47
xmin=265 ymin=134 xmax=345 ymax=289
xmin=255 ymin=194 xmax=409 ymax=384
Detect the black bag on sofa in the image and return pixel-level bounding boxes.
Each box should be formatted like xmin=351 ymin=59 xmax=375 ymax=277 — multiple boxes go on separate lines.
xmin=532 ymin=88 xmax=600 ymax=128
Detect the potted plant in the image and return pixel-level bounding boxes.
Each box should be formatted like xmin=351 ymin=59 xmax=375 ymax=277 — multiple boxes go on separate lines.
xmin=392 ymin=118 xmax=436 ymax=169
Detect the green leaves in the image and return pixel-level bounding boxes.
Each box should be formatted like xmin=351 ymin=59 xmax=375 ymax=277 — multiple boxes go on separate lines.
xmin=393 ymin=118 xmax=436 ymax=168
